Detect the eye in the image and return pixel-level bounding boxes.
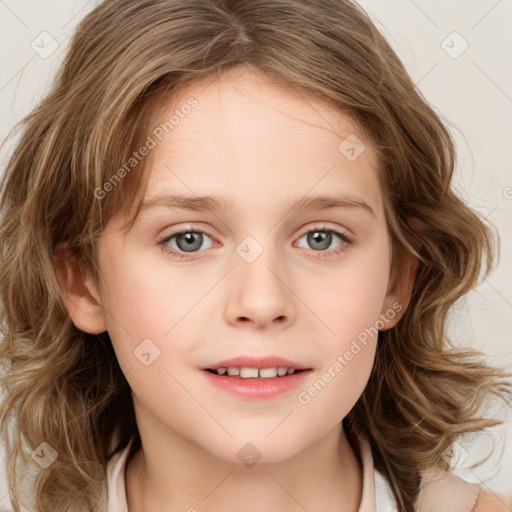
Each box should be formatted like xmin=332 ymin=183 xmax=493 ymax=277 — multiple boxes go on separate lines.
xmin=158 ymin=228 xmax=215 ymax=260
xmin=157 ymin=224 xmax=354 ymax=261
xmin=295 ymin=225 xmax=353 ymax=258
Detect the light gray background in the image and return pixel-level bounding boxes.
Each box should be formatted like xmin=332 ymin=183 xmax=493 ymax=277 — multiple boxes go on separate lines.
xmin=0 ymin=0 xmax=511 ymax=508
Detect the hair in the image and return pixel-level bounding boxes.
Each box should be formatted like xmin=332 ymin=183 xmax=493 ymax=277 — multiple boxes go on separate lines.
xmin=0 ymin=0 xmax=511 ymax=511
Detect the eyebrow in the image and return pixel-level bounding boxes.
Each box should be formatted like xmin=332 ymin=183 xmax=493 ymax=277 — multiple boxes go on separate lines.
xmin=140 ymin=193 xmax=375 ymax=216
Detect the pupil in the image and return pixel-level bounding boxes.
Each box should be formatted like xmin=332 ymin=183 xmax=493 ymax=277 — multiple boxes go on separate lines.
xmin=177 ymin=232 xmax=202 ymax=252
xmin=308 ymin=231 xmax=330 ymax=250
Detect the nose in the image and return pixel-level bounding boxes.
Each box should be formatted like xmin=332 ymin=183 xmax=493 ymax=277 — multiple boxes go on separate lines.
xmin=224 ymin=246 xmax=296 ymax=329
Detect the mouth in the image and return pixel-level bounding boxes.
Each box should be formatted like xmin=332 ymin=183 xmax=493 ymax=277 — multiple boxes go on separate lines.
xmin=201 ymin=356 xmax=313 ymax=399
xmin=205 ymin=366 xmax=307 ymax=378
xmin=202 ymin=355 xmax=311 ymax=374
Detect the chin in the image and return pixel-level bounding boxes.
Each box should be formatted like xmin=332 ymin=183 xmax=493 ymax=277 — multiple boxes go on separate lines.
xmin=207 ymin=435 xmax=304 ymax=467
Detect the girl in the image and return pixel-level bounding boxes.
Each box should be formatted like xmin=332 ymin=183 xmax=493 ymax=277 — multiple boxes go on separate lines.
xmin=0 ymin=1 xmax=511 ymax=511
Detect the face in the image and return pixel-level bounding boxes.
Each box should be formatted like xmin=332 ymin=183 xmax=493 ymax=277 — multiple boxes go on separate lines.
xmin=63 ymin=66 xmax=409 ymax=464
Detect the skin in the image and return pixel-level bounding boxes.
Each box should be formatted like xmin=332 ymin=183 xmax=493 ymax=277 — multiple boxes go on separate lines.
xmin=56 ymin=65 xmax=417 ymax=512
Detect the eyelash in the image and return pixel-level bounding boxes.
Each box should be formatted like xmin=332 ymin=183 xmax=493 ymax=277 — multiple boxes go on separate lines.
xmin=157 ymin=224 xmax=354 ymax=261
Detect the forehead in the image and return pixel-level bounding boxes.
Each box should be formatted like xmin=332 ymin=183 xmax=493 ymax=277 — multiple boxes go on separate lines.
xmin=133 ymin=67 xmax=383 ymax=221
xmin=163 ymin=66 xmax=367 ymax=153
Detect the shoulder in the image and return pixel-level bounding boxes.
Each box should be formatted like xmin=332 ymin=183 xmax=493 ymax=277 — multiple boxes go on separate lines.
xmin=473 ymin=490 xmax=512 ymax=512
xmin=419 ymin=469 xmax=511 ymax=512
xmin=419 ymin=469 xmax=478 ymax=511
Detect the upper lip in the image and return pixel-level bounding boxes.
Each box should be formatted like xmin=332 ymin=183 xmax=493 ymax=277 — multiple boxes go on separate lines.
xmin=202 ymin=356 xmax=311 ymax=371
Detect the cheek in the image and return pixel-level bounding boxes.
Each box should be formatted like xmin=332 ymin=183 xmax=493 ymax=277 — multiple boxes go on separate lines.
xmin=95 ymin=243 xmax=168 ymax=368
xmin=302 ymin=238 xmax=391 ymax=345
xmin=293 ymin=239 xmax=390 ymax=410
xmin=296 ymin=284 xmax=382 ymax=421
xmin=97 ymin=248 xmax=211 ymax=386
xmin=296 ymin=344 xmax=376 ymax=431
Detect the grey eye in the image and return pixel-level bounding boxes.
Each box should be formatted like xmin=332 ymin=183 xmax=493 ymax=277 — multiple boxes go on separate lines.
xmin=296 ymin=230 xmax=342 ymax=251
xmin=166 ymin=231 xmax=214 ymax=253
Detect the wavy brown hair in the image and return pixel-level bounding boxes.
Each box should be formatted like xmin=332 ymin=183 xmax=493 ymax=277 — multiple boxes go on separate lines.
xmin=1 ymin=1 xmax=511 ymax=511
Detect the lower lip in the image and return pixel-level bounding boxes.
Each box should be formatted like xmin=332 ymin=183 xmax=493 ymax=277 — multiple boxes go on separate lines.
xmin=202 ymin=370 xmax=312 ymax=399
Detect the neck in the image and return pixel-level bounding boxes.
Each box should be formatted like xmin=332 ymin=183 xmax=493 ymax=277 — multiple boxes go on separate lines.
xmin=125 ymin=421 xmax=363 ymax=512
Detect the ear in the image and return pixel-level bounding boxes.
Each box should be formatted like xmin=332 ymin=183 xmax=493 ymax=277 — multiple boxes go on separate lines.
xmin=379 ymin=247 xmax=418 ymax=330
xmin=54 ymin=245 xmax=108 ymax=334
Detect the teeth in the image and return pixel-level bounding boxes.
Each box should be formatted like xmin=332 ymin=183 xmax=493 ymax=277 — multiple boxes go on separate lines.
xmin=240 ymin=367 xmax=259 ymax=378
xmin=214 ymin=366 xmax=298 ymax=378
xmin=259 ymin=367 xmax=278 ymax=378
